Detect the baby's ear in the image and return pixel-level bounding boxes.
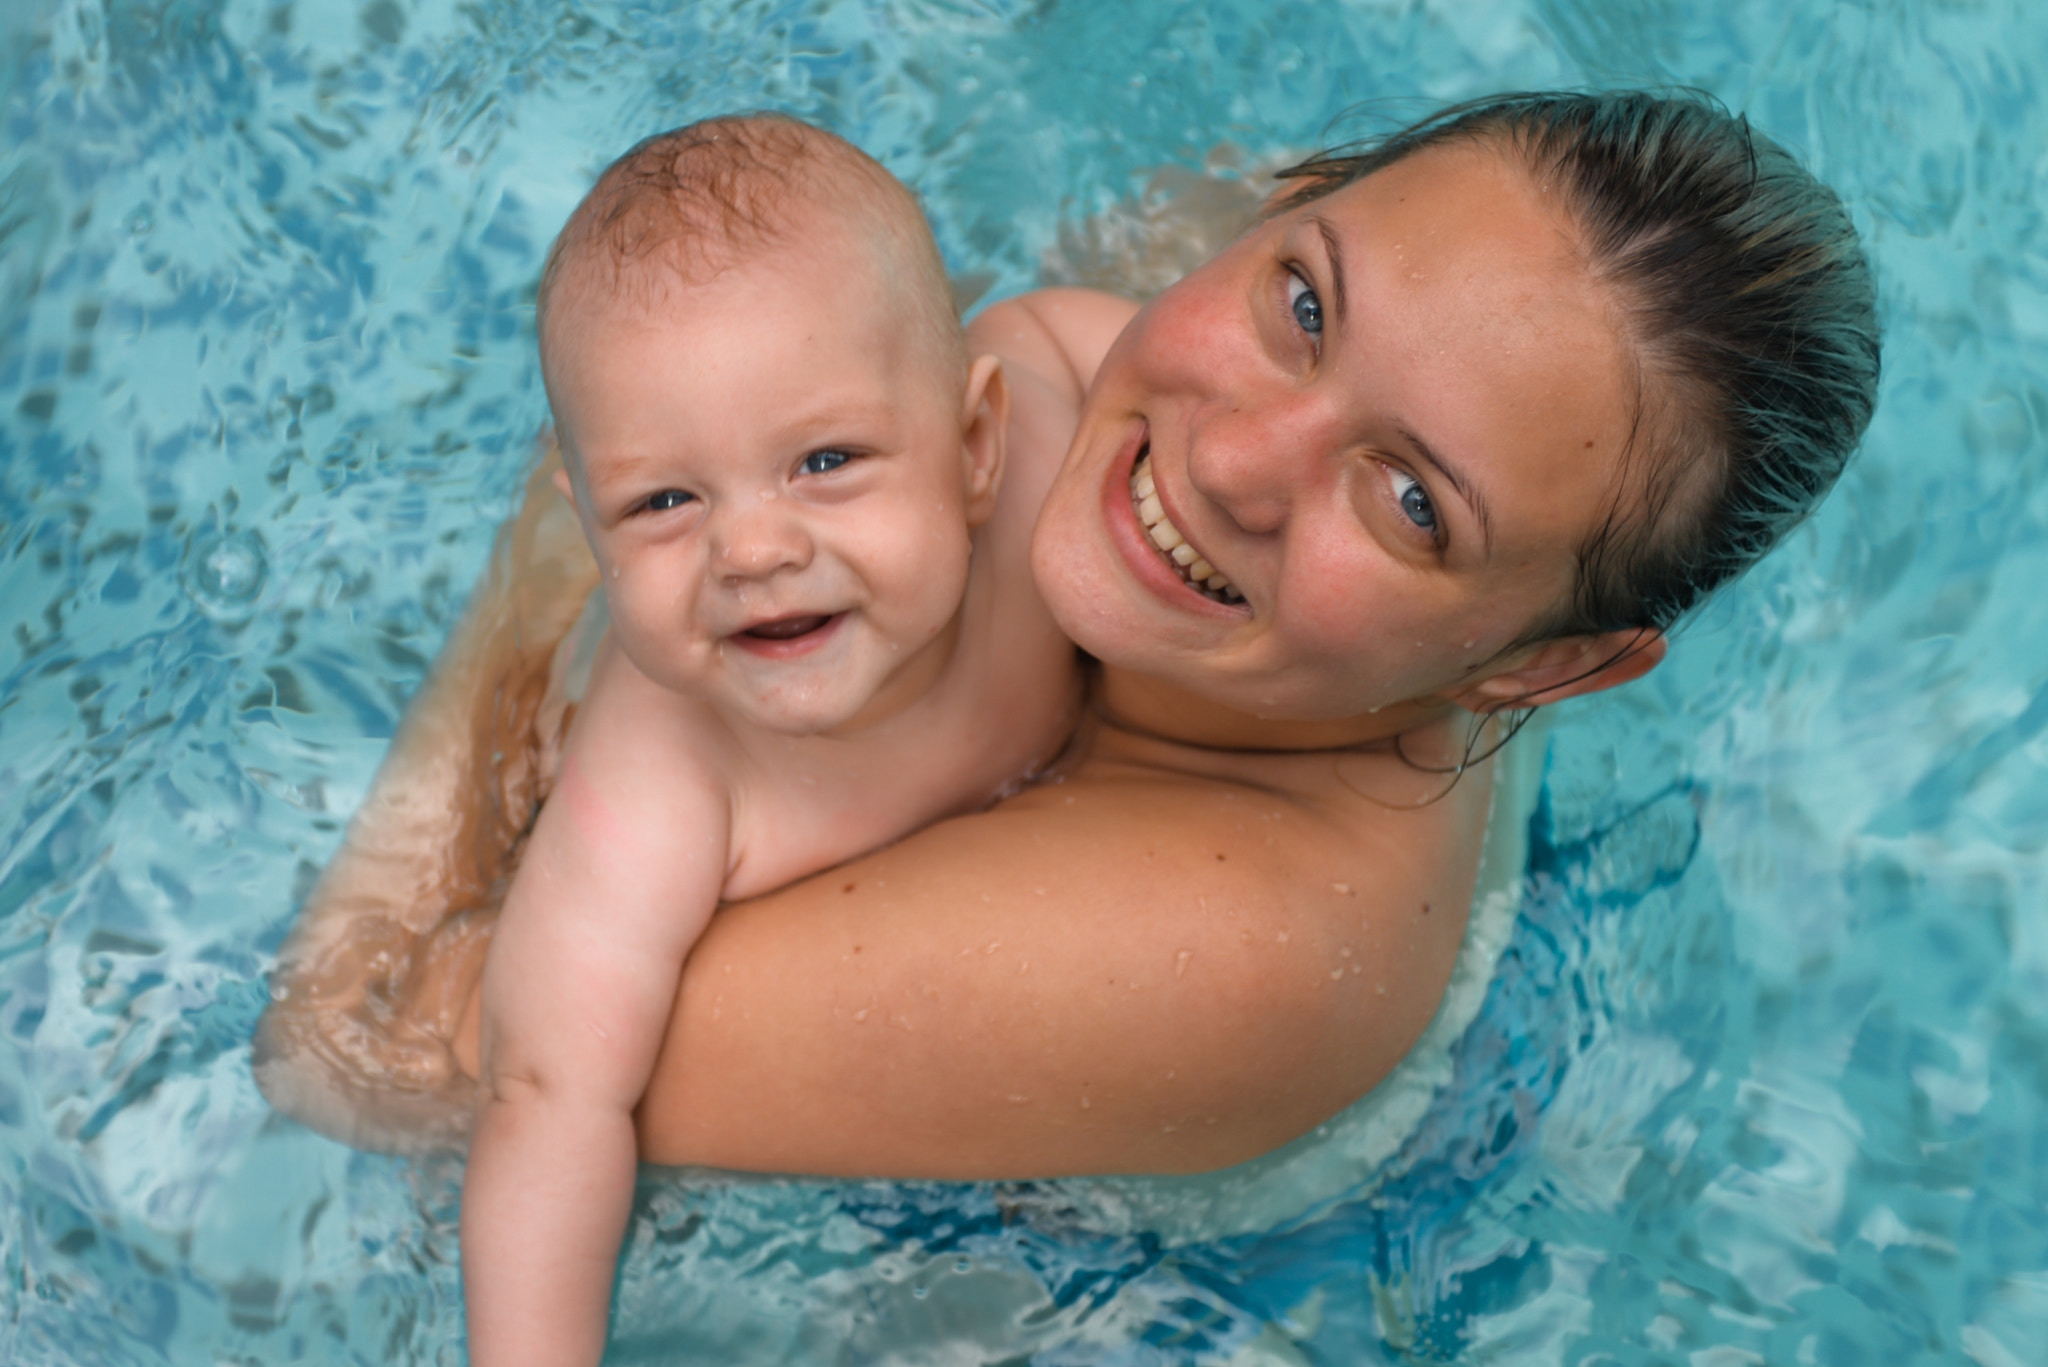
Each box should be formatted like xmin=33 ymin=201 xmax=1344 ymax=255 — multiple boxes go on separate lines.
xmin=959 ymin=354 xmax=1008 ymax=529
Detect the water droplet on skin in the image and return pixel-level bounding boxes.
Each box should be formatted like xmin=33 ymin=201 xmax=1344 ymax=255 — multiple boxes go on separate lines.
xmin=1174 ymin=949 xmax=1193 ymax=980
xmin=1332 ymin=883 xmax=1352 ymax=895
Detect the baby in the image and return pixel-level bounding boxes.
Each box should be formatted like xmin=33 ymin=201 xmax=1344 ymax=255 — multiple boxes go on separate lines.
xmin=461 ymin=116 xmax=1079 ymax=1367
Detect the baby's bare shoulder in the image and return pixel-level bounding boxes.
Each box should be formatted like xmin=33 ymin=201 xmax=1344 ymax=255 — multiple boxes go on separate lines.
xmin=969 ymin=289 xmax=1138 ymax=401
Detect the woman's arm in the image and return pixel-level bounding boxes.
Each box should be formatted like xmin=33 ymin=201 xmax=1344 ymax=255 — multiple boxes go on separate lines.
xmin=619 ymin=736 xmax=1493 ymax=1177
xmin=253 ymin=446 xmax=597 ymax=1152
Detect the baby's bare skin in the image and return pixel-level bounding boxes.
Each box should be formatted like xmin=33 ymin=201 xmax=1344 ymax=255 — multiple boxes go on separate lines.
xmin=463 ymin=224 xmax=1078 ymax=1367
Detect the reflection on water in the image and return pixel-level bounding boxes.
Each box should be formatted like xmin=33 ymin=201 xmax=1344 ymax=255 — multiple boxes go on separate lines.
xmin=2 ymin=0 xmax=2046 ymax=1362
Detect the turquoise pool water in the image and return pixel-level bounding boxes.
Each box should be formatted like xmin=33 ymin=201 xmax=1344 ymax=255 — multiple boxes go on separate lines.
xmin=4 ymin=0 xmax=2046 ymax=1362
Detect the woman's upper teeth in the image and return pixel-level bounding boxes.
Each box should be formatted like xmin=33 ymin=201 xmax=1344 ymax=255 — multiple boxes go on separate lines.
xmin=1130 ymin=455 xmax=1242 ymax=603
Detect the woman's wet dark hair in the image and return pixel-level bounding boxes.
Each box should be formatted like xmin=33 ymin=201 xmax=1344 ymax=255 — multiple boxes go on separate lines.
xmin=1275 ymin=90 xmax=1882 ymax=640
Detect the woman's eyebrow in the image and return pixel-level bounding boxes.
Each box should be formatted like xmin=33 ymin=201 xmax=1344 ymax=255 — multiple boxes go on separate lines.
xmin=1397 ymin=422 xmax=1494 ymax=554
xmin=1311 ymin=216 xmax=1349 ymax=320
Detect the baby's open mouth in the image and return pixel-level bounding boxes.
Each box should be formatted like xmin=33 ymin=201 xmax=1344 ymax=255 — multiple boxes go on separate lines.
xmin=1130 ymin=452 xmax=1242 ymax=604
xmin=739 ymin=613 xmax=839 ymax=642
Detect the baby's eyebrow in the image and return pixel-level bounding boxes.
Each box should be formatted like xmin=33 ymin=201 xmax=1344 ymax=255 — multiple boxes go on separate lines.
xmin=775 ymin=395 xmax=899 ymax=443
xmin=586 ymin=451 xmax=671 ymax=487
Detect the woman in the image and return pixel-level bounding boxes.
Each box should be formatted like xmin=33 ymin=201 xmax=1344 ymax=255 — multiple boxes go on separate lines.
xmin=256 ymin=90 xmax=1878 ymax=1178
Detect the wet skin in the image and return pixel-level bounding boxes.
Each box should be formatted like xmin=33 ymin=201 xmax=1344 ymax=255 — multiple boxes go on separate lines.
xmin=263 ymin=140 xmax=1666 ymax=1179
xmin=544 ymin=228 xmax=997 ymax=739
xmin=1034 ymin=139 xmax=1650 ymax=739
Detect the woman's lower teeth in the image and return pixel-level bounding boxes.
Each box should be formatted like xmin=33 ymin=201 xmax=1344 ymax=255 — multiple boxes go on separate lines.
xmin=1130 ymin=455 xmax=1241 ymax=603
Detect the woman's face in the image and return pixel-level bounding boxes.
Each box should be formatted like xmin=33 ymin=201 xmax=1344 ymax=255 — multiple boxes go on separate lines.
xmin=1031 ymin=140 xmax=1641 ymax=722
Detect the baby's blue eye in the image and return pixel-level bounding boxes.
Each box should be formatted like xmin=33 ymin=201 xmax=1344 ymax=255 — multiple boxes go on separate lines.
xmin=800 ymin=449 xmax=854 ymax=475
xmin=645 ymin=489 xmax=693 ymax=512
xmin=1288 ymin=273 xmax=1323 ymax=339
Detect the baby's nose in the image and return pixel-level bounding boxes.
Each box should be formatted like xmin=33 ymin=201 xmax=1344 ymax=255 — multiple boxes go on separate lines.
xmin=711 ymin=497 xmax=814 ymax=579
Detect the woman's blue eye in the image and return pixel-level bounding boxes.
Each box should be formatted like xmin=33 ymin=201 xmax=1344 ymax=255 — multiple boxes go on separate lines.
xmin=800 ymin=449 xmax=854 ymax=475
xmin=645 ymin=489 xmax=693 ymax=512
xmin=1392 ymin=471 xmax=1437 ymax=533
xmin=1288 ymin=273 xmax=1323 ymax=339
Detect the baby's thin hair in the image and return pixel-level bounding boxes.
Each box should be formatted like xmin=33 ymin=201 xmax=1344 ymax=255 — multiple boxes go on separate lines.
xmin=538 ymin=114 xmax=965 ymax=384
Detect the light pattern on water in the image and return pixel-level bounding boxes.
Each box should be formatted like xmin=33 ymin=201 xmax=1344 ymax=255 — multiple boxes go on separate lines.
xmin=2 ymin=0 xmax=2046 ymax=1363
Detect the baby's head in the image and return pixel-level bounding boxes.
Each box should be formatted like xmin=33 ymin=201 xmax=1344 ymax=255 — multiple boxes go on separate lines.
xmin=539 ymin=115 xmax=968 ymax=401
xmin=537 ymin=115 xmax=1006 ymax=734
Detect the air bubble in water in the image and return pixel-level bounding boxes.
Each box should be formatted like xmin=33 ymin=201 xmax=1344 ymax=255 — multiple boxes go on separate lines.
xmin=181 ymin=528 xmax=268 ymax=620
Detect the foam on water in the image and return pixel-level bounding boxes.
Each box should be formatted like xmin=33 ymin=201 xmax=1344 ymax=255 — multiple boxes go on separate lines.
xmin=3 ymin=0 xmax=2046 ymax=1362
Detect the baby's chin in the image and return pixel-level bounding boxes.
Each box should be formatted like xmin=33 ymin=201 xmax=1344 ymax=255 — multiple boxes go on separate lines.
xmin=710 ymin=657 xmax=923 ymax=738
xmin=727 ymin=694 xmax=876 ymax=736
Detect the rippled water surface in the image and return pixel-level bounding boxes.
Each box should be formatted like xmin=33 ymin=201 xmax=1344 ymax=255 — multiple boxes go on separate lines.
xmin=4 ymin=0 xmax=2046 ymax=1362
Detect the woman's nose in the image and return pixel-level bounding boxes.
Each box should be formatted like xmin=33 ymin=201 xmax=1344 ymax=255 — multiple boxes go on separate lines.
xmin=1182 ymin=393 xmax=1322 ymax=536
xmin=710 ymin=497 xmax=813 ymax=580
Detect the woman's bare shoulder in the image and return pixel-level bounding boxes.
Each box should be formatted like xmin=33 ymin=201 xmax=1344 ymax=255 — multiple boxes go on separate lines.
xmin=632 ymin=742 xmax=1490 ymax=1178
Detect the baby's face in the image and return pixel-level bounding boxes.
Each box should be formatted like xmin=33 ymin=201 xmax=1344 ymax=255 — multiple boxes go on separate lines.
xmin=544 ymin=236 xmax=991 ymax=736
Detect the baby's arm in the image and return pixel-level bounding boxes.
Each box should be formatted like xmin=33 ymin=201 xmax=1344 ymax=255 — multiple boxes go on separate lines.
xmin=460 ymin=653 xmax=730 ymax=1367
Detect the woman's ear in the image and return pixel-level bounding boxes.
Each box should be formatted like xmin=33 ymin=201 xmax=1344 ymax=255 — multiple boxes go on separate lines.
xmin=1447 ymin=629 xmax=1667 ymax=713
xmin=959 ymin=354 xmax=1009 ymax=529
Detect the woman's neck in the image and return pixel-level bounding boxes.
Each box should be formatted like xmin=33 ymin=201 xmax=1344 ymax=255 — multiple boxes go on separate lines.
xmin=1094 ymin=665 xmax=1456 ymax=755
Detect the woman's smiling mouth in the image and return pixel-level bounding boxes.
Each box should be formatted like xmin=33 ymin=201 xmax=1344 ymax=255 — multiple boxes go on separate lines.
xmin=1129 ymin=453 xmax=1242 ymax=604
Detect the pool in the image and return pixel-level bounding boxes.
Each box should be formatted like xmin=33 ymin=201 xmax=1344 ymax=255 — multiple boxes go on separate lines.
xmin=4 ymin=0 xmax=2045 ymax=1361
